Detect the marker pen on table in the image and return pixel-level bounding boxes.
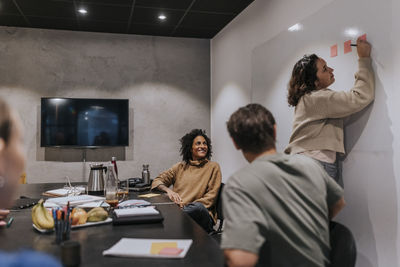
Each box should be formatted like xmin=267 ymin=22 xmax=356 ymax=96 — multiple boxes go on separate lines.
xmin=6 ymin=217 xmax=14 ymax=228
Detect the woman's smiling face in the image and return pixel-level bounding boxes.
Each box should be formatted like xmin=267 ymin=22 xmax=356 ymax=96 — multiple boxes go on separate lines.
xmin=191 ymin=135 xmax=208 ymax=161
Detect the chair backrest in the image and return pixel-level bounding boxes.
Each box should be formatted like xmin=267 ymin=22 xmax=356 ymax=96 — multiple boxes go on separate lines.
xmin=329 ymin=221 xmax=357 ymax=267
xmin=215 ymin=183 xmax=225 ymax=232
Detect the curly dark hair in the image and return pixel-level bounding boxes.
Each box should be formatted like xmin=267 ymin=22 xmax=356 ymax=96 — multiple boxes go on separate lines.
xmin=0 ymin=98 xmax=12 ymax=145
xmin=287 ymin=54 xmax=319 ymax=107
xmin=179 ymin=129 xmax=212 ymax=163
xmin=227 ymin=103 xmax=276 ymax=154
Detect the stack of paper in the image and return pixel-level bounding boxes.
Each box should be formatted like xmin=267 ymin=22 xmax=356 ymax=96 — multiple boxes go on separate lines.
xmin=103 ymin=238 xmax=192 ymax=258
xmin=43 ymin=187 xmax=86 ymax=197
xmin=45 ymin=195 xmax=105 ymax=207
xmin=113 ymin=207 xmax=159 ymax=217
xmin=118 ymin=199 xmax=151 ymax=209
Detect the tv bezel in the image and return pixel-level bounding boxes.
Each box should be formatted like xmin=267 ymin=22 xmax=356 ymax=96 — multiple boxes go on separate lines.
xmin=40 ymin=97 xmax=129 ymax=148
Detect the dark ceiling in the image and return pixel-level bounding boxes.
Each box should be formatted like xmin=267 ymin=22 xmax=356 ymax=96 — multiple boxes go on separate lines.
xmin=0 ymin=0 xmax=255 ymax=39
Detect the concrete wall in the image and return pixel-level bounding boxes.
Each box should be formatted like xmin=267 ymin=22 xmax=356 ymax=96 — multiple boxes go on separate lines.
xmin=0 ymin=26 xmax=210 ymax=183
xmin=211 ymin=0 xmax=400 ymax=266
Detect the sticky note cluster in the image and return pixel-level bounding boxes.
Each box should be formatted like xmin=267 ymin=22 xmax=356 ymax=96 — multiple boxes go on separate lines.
xmin=330 ymin=33 xmax=367 ymax=57
xmin=150 ymin=242 xmax=183 ymax=256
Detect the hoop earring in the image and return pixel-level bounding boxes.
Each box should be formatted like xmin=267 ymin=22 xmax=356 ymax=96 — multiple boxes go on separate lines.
xmin=0 ymin=176 xmax=4 ymax=188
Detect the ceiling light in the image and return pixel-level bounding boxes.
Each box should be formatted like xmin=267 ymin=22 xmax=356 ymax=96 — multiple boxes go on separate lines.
xmin=158 ymin=14 xmax=167 ymax=21
xmin=78 ymin=8 xmax=88 ymax=14
xmin=288 ymin=23 xmax=302 ymax=32
xmin=344 ymin=28 xmax=359 ymax=37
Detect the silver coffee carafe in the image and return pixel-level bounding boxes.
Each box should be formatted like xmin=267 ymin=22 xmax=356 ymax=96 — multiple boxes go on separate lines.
xmin=87 ymin=163 xmax=107 ymax=195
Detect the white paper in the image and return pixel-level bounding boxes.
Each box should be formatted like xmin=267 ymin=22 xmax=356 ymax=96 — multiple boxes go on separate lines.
xmin=44 ymin=187 xmax=86 ymax=197
xmin=77 ymin=201 xmax=110 ymax=208
xmin=118 ymin=199 xmax=151 ymax=208
xmin=103 ymin=238 xmax=193 ymax=258
xmin=114 ymin=207 xmax=159 ymax=217
xmin=46 ymin=195 xmax=105 ymax=206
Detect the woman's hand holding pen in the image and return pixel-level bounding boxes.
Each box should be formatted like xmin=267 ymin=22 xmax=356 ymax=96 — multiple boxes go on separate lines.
xmin=0 ymin=209 xmax=10 ymax=227
xmin=357 ymin=37 xmax=371 ymax=58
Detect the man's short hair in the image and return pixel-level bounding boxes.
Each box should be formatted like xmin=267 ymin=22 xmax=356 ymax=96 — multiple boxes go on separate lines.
xmin=227 ymin=103 xmax=276 ymax=154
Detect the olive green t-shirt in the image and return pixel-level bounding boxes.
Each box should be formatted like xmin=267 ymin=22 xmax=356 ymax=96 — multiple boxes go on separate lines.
xmin=221 ymin=153 xmax=344 ymax=267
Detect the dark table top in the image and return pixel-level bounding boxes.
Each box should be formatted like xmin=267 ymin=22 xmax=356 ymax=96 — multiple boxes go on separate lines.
xmin=0 ymin=183 xmax=224 ymax=267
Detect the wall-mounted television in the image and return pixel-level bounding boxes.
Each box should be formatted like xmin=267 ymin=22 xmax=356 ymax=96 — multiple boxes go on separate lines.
xmin=41 ymin=98 xmax=129 ymax=147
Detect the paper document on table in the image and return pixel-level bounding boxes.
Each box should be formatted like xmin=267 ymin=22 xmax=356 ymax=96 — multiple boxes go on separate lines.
xmin=118 ymin=199 xmax=151 ymax=208
xmin=103 ymin=238 xmax=192 ymax=258
xmin=46 ymin=195 xmax=105 ymax=206
xmin=43 ymin=187 xmax=86 ymax=197
xmin=113 ymin=207 xmax=159 ymax=217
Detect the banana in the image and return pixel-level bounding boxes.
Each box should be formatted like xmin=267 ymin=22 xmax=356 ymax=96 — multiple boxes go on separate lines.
xmin=31 ymin=204 xmax=38 ymax=227
xmin=87 ymin=207 xmax=108 ymax=222
xmin=32 ymin=199 xmax=54 ymax=230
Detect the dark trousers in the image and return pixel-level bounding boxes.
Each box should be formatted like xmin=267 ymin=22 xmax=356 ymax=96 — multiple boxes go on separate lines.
xmin=183 ymin=202 xmax=214 ymax=233
xmin=317 ymin=159 xmax=343 ymax=188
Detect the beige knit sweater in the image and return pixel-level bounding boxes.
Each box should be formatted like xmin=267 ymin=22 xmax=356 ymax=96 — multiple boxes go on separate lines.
xmin=151 ymin=159 xmax=222 ymax=222
xmin=285 ymin=58 xmax=375 ymax=155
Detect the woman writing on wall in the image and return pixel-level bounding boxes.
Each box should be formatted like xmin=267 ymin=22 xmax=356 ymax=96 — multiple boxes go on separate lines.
xmin=0 ymin=98 xmax=61 ymax=266
xmin=285 ymin=38 xmax=374 ymax=187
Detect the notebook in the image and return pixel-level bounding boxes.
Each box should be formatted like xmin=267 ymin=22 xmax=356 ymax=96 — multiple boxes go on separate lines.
xmin=103 ymin=238 xmax=192 ymax=258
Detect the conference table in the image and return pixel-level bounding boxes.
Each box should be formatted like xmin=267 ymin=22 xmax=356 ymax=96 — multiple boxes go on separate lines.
xmin=0 ymin=183 xmax=224 ymax=267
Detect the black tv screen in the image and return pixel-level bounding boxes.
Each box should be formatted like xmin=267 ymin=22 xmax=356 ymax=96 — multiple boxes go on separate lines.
xmin=41 ymin=98 xmax=129 ymax=147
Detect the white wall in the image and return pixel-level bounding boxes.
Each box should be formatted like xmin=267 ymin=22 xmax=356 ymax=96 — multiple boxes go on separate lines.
xmin=211 ymin=0 xmax=400 ymax=266
xmin=211 ymin=0 xmax=334 ymax=180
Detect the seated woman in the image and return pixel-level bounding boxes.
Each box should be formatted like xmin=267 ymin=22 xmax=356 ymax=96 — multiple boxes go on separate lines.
xmin=0 ymin=98 xmax=62 ymax=267
xmin=151 ymin=129 xmax=222 ymax=233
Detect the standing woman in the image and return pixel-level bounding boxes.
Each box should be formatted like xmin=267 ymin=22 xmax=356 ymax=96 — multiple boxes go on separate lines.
xmin=285 ymin=38 xmax=374 ymax=187
xmin=0 ymin=98 xmax=61 ymax=266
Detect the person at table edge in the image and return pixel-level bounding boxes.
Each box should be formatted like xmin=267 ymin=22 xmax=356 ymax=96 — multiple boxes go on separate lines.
xmin=151 ymin=129 xmax=222 ymax=233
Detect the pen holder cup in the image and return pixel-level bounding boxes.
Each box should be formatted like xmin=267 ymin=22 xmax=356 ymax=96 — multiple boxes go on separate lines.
xmin=54 ymin=209 xmax=71 ymax=244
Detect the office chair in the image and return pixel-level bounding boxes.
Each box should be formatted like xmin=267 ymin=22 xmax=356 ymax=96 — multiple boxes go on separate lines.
xmin=210 ymin=183 xmax=225 ymax=236
xmin=329 ymin=221 xmax=357 ymax=267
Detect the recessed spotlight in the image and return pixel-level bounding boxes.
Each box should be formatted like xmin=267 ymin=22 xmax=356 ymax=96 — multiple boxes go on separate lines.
xmin=78 ymin=8 xmax=88 ymax=14
xmin=288 ymin=23 xmax=302 ymax=32
xmin=344 ymin=28 xmax=359 ymax=38
xmin=158 ymin=14 xmax=167 ymax=21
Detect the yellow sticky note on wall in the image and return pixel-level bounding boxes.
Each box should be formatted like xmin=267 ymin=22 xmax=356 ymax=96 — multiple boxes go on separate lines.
xmin=150 ymin=242 xmax=177 ymax=255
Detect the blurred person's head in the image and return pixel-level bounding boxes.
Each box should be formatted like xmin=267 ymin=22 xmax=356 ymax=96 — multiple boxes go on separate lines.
xmin=180 ymin=129 xmax=212 ymax=163
xmin=227 ymin=103 xmax=276 ymax=158
xmin=0 ymin=98 xmax=25 ymax=208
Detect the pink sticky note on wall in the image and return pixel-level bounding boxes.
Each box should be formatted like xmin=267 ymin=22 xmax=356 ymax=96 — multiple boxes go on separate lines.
xmin=359 ymin=34 xmax=367 ymax=40
xmin=344 ymin=40 xmax=352 ymax=54
xmin=330 ymin=44 xmax=338 ymax=57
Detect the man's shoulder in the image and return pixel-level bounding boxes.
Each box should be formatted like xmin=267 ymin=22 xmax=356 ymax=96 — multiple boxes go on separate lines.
xmin=228 ymin=153 xmax=324 ymax=185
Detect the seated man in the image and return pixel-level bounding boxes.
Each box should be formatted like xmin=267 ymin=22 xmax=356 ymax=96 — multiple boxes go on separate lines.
xmin=222 ymin=104 xmax=345 ymax=267
xmin=151 ymin=129 xmax=222 ymax=233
